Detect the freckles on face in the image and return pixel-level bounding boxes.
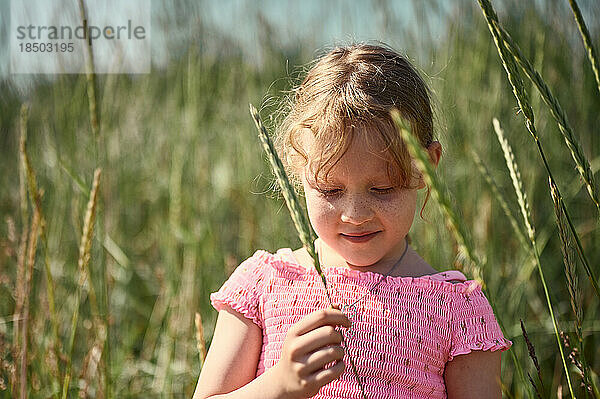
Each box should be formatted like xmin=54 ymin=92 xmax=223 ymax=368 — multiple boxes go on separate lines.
xmin=299 ymin=132 xmax=419 ymax=267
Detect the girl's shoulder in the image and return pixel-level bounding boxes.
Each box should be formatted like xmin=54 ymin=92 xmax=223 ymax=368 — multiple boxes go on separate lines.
xmin=222 ymin=248 xmax=311 ymax=282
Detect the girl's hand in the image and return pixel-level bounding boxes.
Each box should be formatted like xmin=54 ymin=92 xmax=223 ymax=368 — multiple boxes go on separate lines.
xmin=271 ymin=307 xmax=351 ymax=399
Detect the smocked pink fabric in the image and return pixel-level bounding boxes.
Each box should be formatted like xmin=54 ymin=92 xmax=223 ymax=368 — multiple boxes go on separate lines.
xmin=210 ymin=249 xmax=512 ymax=398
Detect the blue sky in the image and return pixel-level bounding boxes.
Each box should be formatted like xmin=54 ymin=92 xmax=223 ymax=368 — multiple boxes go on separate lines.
xmin=1 ymin=0 xmax=597 ymax=82
xmin=1 ymin=0 xmax=449 ymax=79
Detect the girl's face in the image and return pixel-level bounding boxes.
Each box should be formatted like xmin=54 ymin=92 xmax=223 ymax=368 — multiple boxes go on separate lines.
xmin=301 ymin=129 xmax=441 ymax=272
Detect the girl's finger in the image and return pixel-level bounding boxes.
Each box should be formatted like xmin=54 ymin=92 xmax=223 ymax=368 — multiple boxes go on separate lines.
xmin=291 ymin=325 xmax=343 ymax=357
xmin=302 ymin=345 xmax=345 ymax=375
xmin=292 ymin=308 xmax=351 ymax=336
xmin=308 ymin=359 xmax=346 ymax=387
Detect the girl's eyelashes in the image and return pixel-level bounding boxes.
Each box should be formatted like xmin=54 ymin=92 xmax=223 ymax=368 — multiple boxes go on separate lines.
xmin=371 ymin=186 xmax=396 ymax=194
xmin=314 ymin=186 xmax=397 ymax=197
xmin=315 ymin=187 xmax=342 ymax=197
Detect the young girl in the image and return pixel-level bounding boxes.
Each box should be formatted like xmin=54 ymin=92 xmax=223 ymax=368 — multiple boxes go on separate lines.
xmin=194 ymin=43 xmax=511 ymax=399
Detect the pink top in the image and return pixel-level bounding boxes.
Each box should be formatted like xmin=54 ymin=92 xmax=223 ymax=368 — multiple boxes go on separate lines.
xmin=210 ymin=249 xmax=512 ymax=399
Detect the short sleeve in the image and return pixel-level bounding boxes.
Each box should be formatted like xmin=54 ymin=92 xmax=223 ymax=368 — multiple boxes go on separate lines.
xmin=210 ymin=250 xmax=272 ymax=329
xmin=448 ymin=282 xmax=512 ymax=361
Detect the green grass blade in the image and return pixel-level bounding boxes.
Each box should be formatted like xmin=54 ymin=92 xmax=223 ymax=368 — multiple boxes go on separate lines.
xmin=493 ymin=20 xmax=600 ymax=216
xmin=391 ymin=110 xmax=483 ymax=282
xmin=393 ymin=111 xmax=536 ymax=397
xmin=249 ymin=104 xmax=321 ymax=276
xmin=567 ymin=0 xmax=600 ymax=97
xmin=492 ymin=120 xmax=535 ymax=244
xmin=549 ymin=178 xmax=593 ymax=395
xmin=471 ymin=147 xmax=530 ymax=252
xmin=492 ymin=116 xmax=575 ymax=398
xmin=249 ymin=104 xmax=367 ymax=399
xmin=477 ymin=0 xmax=600 ymax=303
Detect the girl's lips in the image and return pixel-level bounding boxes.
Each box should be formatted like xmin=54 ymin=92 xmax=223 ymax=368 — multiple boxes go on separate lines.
xmin=340 ymin=231 xmax=380 ymax=243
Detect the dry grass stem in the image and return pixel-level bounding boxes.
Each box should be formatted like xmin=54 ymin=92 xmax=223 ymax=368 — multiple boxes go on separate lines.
xmin=17 ymin=107 xmax=35 ymax=329
xmin=19 ymin=102 xmax=62 ymax=393
xmin=13 ymin=187 xmax=28 ymax=396
xmin=19 ymin=205 xmax=41 ymax=399
xmin=62 ymin=168 xmax=102 ymax=399
xmin=76 ymin=4 xmax=108 ymax=392
xmin=194 ymin=312 xmax=207 ymax=369
xmin=14 ymin=104 xmax=32 ymax=358
xmin=78 ymin=342 xmax=103 ymax=398
xmin=18 ymin=105 xmax=29 ymax=229
xmin=77 ymin=0 xmax=100 ymax=143
xmin=560 ymin=331 xmax=593 ymax=396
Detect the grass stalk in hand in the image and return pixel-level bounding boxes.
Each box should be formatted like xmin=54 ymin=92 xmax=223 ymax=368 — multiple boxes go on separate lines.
xmin=249 ymin=104 xmax=366 ymax=399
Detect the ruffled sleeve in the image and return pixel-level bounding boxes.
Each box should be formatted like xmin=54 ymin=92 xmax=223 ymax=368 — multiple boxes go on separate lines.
xmin=448 ymin=282 xmax=512 ymax=361
xmin=210 ymin=250 xmax=272 ymax=329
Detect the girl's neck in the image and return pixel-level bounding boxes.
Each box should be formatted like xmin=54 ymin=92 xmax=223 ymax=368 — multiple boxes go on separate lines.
xmin=312 ymin=238 xmax=437 ymax=278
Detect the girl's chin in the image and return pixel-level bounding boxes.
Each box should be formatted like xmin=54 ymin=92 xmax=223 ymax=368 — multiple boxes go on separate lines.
xmin=320 ymin=237 xmax=389 ymax=268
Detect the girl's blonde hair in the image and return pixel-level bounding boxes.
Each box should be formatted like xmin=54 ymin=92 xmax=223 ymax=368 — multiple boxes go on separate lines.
xmin=275 ymin=42 xmax=435 ymax=198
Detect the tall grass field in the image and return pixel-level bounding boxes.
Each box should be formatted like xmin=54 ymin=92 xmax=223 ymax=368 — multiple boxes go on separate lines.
xmin=1 ymin=0 xmax=599 ymax=397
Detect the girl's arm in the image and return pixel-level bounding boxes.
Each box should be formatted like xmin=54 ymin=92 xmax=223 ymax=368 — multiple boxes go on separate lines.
xmin=444 ymin=350 xmax=501 ymax=399
xmin=193 ymin=306 xmax=281 ymax=398
xmin=193 ymin=306 xmax=350 ymax=399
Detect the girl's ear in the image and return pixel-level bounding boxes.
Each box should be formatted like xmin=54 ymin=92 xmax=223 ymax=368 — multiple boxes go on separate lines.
xmin=427 ymin=141 xmax=442 ymax=168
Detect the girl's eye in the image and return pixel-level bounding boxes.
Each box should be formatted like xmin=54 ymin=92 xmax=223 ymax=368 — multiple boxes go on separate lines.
xmin=372 ymin=187 xmax=396 ymax=194
xmin=316 ymin=188 xmax=342 ymax=197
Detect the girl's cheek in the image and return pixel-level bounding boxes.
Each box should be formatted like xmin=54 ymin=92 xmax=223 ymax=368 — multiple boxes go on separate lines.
xmin=306 ymin=192 xmax=333 ymax=215
xmin=313 ymin=198 xmax=336 ymax=216
xmin=370 ymin=194 xmax=416 ymax=220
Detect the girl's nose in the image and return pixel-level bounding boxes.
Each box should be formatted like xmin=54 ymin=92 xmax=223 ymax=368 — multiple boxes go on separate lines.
xmin=340 ymin=196 xmax=374 ymax=225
